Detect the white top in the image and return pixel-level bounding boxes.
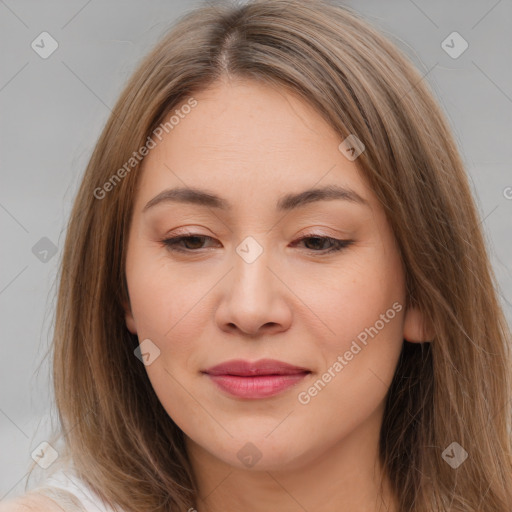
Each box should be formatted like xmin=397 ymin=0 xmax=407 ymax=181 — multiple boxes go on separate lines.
xmin=31 ymin=467 xmax=117 ymax=512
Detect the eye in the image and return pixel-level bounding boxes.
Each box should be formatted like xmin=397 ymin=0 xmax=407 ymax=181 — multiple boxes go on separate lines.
xmin=292 ymin=234 xmax=354 ymax=253
xmin=161 ymin=235 xmax=218 ymax=253
xmin=161 ymin=233 xmax=354 ymax=255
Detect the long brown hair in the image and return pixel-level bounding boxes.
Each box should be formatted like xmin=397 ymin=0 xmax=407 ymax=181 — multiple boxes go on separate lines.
xmin=26 ymin=0 xmax=512 ymax=510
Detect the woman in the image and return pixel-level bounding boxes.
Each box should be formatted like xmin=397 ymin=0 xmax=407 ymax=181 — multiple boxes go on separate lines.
xmin=3 ymin=0 xmax=511 ymax=510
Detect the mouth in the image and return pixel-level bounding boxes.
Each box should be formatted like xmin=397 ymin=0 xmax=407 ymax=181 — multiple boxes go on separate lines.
xmin=202 ymin=359 xmax=312 ymax=399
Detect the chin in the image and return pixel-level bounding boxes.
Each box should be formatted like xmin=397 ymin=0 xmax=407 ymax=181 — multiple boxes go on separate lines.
xmin=210 ymin=435 xmax=314 ymax=472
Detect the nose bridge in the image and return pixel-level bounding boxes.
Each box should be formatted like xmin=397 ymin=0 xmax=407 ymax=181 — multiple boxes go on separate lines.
xmin=213 ymin=233 xmax=292 ymax=335
xmin=231 ymin=235 xmax=274 ymax=299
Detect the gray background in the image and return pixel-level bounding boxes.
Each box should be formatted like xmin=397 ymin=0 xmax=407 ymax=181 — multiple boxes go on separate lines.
xmin=1 ymin=0 xmax=511 ymax=500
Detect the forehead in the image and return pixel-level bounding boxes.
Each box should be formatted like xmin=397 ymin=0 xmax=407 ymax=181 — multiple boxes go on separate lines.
xmin=135 ymin=79 xmax=371 ymax=211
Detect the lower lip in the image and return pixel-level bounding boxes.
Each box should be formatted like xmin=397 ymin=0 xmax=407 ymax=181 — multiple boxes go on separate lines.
xmin=206 ymin=373 xmax=309 ymax=399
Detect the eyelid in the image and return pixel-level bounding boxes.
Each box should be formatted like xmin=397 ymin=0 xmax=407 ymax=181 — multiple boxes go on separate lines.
xmin=162 ymin=228 xmax=341 ymax=242
xmin=160 ymin=231 xmax=354 ymax=255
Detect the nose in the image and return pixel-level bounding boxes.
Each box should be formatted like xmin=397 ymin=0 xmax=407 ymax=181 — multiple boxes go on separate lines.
xmin=214 ymin=242 xmax=293 ymax=337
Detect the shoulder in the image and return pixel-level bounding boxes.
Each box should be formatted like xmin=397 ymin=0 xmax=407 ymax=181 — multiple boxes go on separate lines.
xmin=0 ymin=468 xmax=114 ymax=512
xmin=0 ymin=492 xmax=64 ymax=512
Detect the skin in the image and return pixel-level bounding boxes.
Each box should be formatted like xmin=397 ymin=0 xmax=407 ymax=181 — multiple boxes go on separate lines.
xmin=123 ymin=77 xmax=432 ymax=512
xmin=0 ymin=493 xmax=66 ymax=512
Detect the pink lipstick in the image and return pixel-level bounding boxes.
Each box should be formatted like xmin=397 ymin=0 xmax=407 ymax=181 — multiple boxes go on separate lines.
xmin=203 ymin=359 xmax=311 ymax=399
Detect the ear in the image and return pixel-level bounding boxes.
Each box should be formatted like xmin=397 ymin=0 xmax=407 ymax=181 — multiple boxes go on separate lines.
xmin=122 ymin=299 xmax=137 ymax=335
xmin=403 ymin=306 xmax=434 ymax=343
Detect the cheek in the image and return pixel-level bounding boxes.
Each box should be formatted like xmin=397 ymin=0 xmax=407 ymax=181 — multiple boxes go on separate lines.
xmin=127 ymin=246 xmax=197 ymax=334
xmin=128 ymin=272 xmax=175 ymax=337
xmin=126 ymin=250 xmax=215 ymax=372
xmin=315 ymin=247 xmax=405 ymax=351
xmin=294 ymin=260 xmax=404 ymax=432
xmin=305 ymin=251 xmax=405 ymax=410
xmin=126 ymin=257 xmax=208 ymax=429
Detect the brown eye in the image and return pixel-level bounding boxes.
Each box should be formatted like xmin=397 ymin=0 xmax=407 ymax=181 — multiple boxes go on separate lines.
xmin=293 ymin=235 xmax=354 ymax=254
xmin=160 ymin=234 xmax=353 ymax=255
xmin=161 ymin=235 xmax=218 ymax=252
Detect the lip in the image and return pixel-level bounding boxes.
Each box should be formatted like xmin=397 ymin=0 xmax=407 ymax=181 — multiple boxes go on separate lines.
xmin=202 ymin=359 xmax=311 ymax=399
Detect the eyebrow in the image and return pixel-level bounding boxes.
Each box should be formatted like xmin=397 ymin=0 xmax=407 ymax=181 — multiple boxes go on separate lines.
xmin=142 ymin=184 xmax=369 ymax=213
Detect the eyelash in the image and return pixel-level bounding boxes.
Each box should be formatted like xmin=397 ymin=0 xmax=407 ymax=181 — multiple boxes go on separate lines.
xmin=160 ymin=234 xmax=354 ymax=255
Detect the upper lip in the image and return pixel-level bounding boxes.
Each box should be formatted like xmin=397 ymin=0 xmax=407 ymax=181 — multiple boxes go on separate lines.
xmin=203 ymin=359 xmax=311 ymax=376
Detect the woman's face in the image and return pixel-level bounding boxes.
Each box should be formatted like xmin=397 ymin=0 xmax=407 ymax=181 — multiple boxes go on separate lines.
xmin=124 ymin=79 xmax=428 ymax=473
